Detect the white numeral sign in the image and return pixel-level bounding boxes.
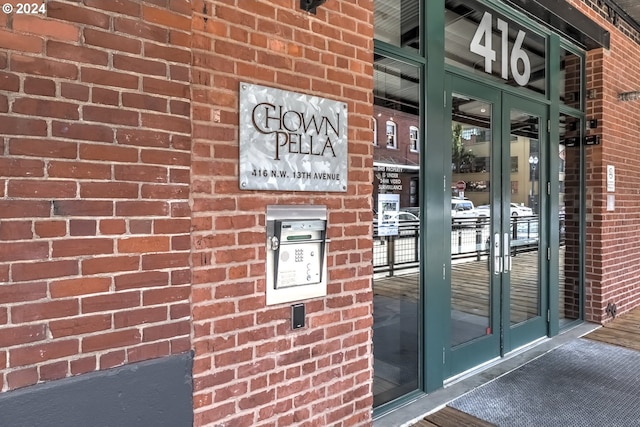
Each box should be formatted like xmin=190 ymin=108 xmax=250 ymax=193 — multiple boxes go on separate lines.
xmin=470 ymin=12 xmax=531 ymax=86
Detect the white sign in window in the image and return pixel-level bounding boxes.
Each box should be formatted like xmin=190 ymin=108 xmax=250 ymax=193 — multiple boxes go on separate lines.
xmin=378 ymin=193 xmax=400 ymax=237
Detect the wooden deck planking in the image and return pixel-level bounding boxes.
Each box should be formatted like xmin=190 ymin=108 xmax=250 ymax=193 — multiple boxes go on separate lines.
xmin=411 ymin=419 xmax=439 ymax=427
xmin=375 ymin=269 xmax=575 ymax=333
xmin=585 ymin=308 xmax=640 ymax=352
xmin=375 ymin=251 xmax=547 ymax=324
xmin=422 ymin=406 xmax=497 ymax=427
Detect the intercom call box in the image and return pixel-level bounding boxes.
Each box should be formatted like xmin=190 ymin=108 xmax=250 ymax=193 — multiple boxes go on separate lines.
xmin=271 ymin=219 xmax=325 ymax=288
xmin=266 ymin=205 xmax=328 ymax=305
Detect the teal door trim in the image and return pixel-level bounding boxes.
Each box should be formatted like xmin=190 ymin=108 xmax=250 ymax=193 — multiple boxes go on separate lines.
xmin=445 ymin=76 xmax=551 ymax=376
xmin=423 ymin=0 xmax=448 ymax=395
xmin=501 ymin=93 xmax=549 ymax=353
xmin=446 ymin=74 xmax=503 ymax=377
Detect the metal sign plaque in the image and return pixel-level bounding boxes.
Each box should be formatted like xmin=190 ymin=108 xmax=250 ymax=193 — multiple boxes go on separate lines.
xmin=239 ymin=82 xmax=348 ymax=192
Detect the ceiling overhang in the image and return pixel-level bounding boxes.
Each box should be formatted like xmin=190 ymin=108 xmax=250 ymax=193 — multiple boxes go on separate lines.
xmin=503 ymin=0 xmax=610 ymax=50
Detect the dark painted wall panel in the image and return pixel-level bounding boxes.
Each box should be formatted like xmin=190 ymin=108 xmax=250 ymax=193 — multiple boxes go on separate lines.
xmin=0 ymin=353 xmax=193 ymax=427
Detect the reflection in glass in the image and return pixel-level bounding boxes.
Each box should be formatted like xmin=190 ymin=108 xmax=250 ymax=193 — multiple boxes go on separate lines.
xmin=509 ymin=109 xmax=540 ymax=325
xmin=445 ymin=0 xmax=546 ymax=96
xmin=410 ymin=126 xmax=419 ymax=152
xmin=372 ymin=57 xmax=420 ymax=407
xmin=559 ymin=114 xmax=581 ymax=325
xmin=373 ymin=118 xmax=378 ymax=146
xmin=450 ymin=94 xmax=492 ymax=347
xmin=386 ymin=121 xmax=397 ymax=148
xmin=560 ymin=48 xmax=582 ymax=109
xmin=374 ymin=0 xmax=420 ymax=52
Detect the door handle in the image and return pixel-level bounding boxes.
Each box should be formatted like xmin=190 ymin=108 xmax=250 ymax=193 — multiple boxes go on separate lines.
xmin=493 ymin=233 xmax=502 ymax=275
xmin=503 ymin=232 xmax=511 ymax=272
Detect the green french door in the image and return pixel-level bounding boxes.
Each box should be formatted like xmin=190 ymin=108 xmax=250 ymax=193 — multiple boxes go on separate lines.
xmin=447 ymin=75 xmax=548 ymax=377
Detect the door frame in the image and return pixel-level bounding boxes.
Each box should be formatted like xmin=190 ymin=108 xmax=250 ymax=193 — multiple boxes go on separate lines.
xmin=445 ymin=74 xmax=550 ymax=378
xmin=446 ymin=75 xmax=501 ymax=377
xmin=501 ymin=93 xmax=549 ymax=352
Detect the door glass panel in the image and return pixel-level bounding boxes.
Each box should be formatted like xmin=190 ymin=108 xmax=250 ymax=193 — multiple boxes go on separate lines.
xmin=448 ymin=84 xmax=549 ymax=376
xmin=450 ymin=94 xmax=492 ymax=347
xmin=509 ymin=109 xmax=540 ymax=325
xmin=559 ymin=114 xmax=581 ymax=325
xmin=372 ymin=57 xmax=420 ymax=407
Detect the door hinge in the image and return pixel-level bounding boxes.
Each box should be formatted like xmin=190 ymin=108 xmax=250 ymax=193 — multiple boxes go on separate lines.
xmin=547 ymin=182 xmax=551 ymax=195
xmin=547 ymin=247 xmax=551 ymax=260
xmin=547 ymin=119 xmax=550 ymax=132
xmin=547 ymin=309 xmax=550 ymax=322
xmin=442 ymin=264 xmax=446 ymax=280
xmin=443 ymin=347 xmax=446 ymax=364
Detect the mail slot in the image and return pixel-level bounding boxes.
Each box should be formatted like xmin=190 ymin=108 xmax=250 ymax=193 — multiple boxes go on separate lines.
xmin=266 ymin=205 xmax=328 ymax=305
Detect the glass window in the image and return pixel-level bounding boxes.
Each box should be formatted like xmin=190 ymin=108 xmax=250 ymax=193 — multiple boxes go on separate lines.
xmin=373 ymin=118 xmax=378 ymax=146
xmin=372 ymin=56 xmax=421 ymax=408
xmin=386 ymin=121 xmax=397 ymax=148
xmin=409 ymin=126 xmax=419 ymax=152
xmin=559 ymin=113 xmax=581 ymax=326
xmin=450 ymin=92 xmax=492 ymax=346
xmin=560 ymin=48 xmax=582 ymax=109
xmin=510 ymin=156 xmax=519 ymax=172
xmin=474 ymin=156 xmax=488 ymax=173
xmin=445 ymin=0 xmax=546 ymax=96
xmin=374 ymin=0 xmax=420 ymax=53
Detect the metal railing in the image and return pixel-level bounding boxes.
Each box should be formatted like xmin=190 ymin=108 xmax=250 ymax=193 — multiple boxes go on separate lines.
xmin=373 ymin=221 xmax=420 ymax=276
xmin=373 ymin=215 xmax=555 ymax=276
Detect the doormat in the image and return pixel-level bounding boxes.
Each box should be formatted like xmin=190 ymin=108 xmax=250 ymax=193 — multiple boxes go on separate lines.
xmin=450 ymin=338 xmax=640 ymax=427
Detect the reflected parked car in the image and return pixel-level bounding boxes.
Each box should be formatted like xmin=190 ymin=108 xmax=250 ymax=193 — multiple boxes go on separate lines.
xmin=510 ymin=203 xmax=533 ymax=216
xmin=381 ymin=211 xmax=419 ymax=223
xmin=451 ymin=199 xmax=486 ymax=228
xmin=374 ymin=211 xmax=420 ymax=237
xmin=475 ymin=205 xmax=490 ymax=216
xmin=451 ymin=199 xmax=479 ymax=218
xmin=374 ymin=211 xmax=420 ymax=225
xmin=475 ymin=203 xmax=533 ymax=217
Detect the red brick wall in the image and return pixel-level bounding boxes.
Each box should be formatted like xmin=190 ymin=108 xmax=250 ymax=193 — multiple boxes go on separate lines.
xmin=571 ymin=0 xmax=640 ymax=322
xmin=0 ymin=0 xmax=192 ymax=390
xmin=190 ymin=1 xmax=374 ymax=426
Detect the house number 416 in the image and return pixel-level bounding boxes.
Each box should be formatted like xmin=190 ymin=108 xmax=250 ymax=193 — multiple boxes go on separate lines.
xmin=470 ymin=12 xmax=531 ymax=86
